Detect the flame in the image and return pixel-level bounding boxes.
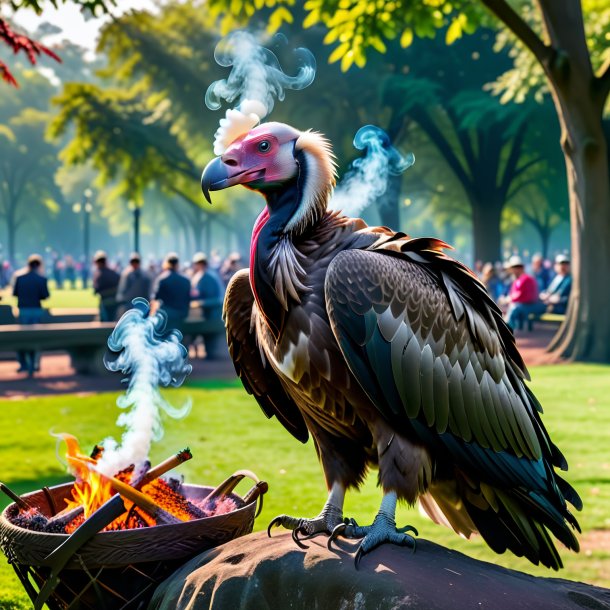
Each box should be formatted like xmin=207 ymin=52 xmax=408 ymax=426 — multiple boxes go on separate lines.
xmin=57 ymin=434 xmax=220 ymax=533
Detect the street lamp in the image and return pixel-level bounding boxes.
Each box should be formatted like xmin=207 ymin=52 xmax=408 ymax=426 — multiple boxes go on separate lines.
xmin=73 ymin=188 xmax=93 ymax=287
xmin=128 ymin=200 xmax=141 ymax=254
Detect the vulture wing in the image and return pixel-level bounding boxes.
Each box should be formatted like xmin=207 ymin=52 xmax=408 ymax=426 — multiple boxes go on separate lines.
xmin=325 ymin=236 xmax=581 ymax=569
xmin=224 ymin=269 xmax=309 ymax=443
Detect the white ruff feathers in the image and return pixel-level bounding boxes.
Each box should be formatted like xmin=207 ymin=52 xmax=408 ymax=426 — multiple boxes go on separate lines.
xmin=213 ymin=99 xmax=267 ymax=155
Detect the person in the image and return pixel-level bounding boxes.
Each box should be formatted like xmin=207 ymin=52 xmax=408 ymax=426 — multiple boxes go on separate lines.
xmin=480 ymin=262 xmax=504 ymax=301
xmin=191 ymin=252 xmax=225 ymax=321
xmin=92 ymin=250 xmax=120 ymax=322
xmin=152 ymin=252 xmax=191 ymax=328
xmin=52 ymin=254 xmax=64 ymax=289
xmin=499 ymin=255 xmax=545 ymax=330
xmin=190 ymin=252 xmax=226 ymax=359
xmin=219 ymin=252 xmax=243 ymax=286
xmin=540 ymin=254 xmax=572 ymax=314
xmin=531 ymin=253 xmax=552 ymax=292
xmin=64 ymin=255 xmax=77 ymax=289
xmin=13 ymin=254 xmax=50 ymax=375
xmin=116 ymin=252 xmax=151 ymax=316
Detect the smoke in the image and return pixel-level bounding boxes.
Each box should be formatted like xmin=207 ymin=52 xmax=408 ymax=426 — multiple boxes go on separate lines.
xmin=96 ymin=298 xmax=192 ymax=477
xmin=205 ymin=32 xmax=316 ymax=154
xmin=329 ymin=125 xmax=415 ymax=217
xmin=206 ymin=31 xmax=316 ymax=118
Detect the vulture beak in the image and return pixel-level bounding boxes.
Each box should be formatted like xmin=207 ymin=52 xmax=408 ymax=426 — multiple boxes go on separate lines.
xmin=201 ymin=156 xmax=266 ymax=204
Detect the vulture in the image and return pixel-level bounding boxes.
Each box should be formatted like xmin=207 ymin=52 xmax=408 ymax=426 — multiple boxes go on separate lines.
xmin=201 ymin=121 xmax=581 ymax=569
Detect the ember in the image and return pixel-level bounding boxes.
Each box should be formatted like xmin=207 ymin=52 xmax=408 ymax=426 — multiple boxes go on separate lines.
xmin=5 ymin=438 xmax=239 ymax=534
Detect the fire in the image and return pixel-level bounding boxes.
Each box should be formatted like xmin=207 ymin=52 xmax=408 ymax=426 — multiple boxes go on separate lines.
xmin=56 ymin=434 xmax=218 ymax=534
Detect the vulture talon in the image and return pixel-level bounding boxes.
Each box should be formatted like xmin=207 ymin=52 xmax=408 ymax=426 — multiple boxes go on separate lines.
xmin=292 ymin=526 xmax=310 ymax=549
xmin=354 ymin=546 xmax=364 ymax=570
xmin=327 ymin=522 xmax=347 ymax=551
xmin=267 ymin=516 xmax=284 ymax=537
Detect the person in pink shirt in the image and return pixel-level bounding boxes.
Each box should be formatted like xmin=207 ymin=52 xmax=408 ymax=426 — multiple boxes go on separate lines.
xmin=500 ymin=256 xmax=546 ymax=330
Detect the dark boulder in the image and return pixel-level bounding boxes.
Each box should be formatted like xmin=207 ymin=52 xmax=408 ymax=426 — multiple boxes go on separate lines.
xmin=149 ymin=531 xmax=610 ymax=610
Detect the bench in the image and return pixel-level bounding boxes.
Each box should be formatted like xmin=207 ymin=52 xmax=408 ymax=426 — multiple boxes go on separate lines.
xmin=525 ymin=312 xmax=566 ymax=331
xmin=0 ymin=305 xmax=98 ymax=325
xmin=0 ymin=318 xmax=228 ymax=375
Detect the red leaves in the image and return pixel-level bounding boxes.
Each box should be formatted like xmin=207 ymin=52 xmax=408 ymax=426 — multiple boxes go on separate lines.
xmin=0 ymin=18 xmax=62 ymax=87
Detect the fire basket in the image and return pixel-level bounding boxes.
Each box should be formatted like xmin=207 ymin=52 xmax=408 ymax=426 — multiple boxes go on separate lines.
xmin=0 ymin=472 xmax=266 ymax=610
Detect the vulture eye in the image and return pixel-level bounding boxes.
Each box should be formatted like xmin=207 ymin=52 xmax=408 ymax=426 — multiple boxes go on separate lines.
xmin=258 ymin=140 xmax=271 ymax=153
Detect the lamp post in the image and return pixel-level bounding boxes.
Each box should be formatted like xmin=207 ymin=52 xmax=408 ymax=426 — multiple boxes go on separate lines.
xmin=128 ymin=201 xmax=141 ymax=254
xmin=73 ymin=188 xmax=93 ymax=287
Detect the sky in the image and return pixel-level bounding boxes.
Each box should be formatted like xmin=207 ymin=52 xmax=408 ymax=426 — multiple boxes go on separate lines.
xmin=6 ymin=0 xmax=156 ymax=51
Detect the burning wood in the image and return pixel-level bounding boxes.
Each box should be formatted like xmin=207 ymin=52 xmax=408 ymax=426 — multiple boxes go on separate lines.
xmin=5 ymin=441 xmax=239 ymax=534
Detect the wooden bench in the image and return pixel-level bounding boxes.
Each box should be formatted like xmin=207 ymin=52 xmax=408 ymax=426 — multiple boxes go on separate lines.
xmin=0 ymin=305 xmax=98 ymax=325
xmin=0 ymin=318 xmax=228 ymax=375
xmin=526 ymin=312 xmax=566 ymax=331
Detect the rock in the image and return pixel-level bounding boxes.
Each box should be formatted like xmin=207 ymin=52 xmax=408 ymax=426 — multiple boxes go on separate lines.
xmin=149 ymin=531 xmax=610 ymax=610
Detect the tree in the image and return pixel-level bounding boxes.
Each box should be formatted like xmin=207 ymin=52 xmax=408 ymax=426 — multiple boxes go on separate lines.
xmin=1 ymin=0 xmax=115 ymax=86
xmin=381 ymin=31 xmax=561 ymax=262
xmin=0 ymin=71 xmax=61 ymax=263
xmin=212 ymin=0 xmax=610 ymax=362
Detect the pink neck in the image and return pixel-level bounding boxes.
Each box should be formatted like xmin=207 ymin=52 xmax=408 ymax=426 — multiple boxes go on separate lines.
xmin=249 ymin=206 xmax=270 ymax=303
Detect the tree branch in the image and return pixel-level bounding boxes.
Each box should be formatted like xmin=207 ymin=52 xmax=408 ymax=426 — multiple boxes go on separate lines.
xmin=411 ymin=108 xmax=473 ymax=196
xmin=480 ymin=0 xmax=551 ymax=66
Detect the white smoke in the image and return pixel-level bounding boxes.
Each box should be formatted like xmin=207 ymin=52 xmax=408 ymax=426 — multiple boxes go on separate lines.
xmin=97 ymin=298 xmax=192 ymax=477
xmin=329 ymin=125 xmax=415 ymax=217
xmin=205 ymin=31 xmax=316 ymax=154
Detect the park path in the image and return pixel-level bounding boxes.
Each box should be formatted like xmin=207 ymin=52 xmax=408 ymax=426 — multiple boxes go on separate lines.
xmin=0 ymin=326 xmax=562 ymax=399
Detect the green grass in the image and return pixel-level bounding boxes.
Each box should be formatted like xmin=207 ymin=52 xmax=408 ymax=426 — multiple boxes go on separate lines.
xmin=0 ymin=285 xmax=98 ymax=310
xmin=1 ymin=365 xmax=609 ymax=607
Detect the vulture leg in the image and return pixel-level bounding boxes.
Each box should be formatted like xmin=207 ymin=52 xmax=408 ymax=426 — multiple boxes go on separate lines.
xmin=267 ymin=482 xmax=346 ymax=548
xmin=328 ymin=492 xmax=418 ymax=568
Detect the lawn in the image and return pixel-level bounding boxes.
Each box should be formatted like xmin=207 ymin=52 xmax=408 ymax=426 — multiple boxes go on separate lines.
xmin=0 ymin=365 xmax=609 ymax=608
xmin=0 ymin=285 xmax=98 ymax=310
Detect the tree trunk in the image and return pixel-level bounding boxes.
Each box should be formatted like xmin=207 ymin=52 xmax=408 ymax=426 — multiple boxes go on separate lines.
xmin=471 ymin=199 xmax=502 ymax=263
xmin=539 ymin=226 xmax=551 ymax=261
xmin=548 ymin=100 xmax=610 ymax=361
xmin=6 ymin=212 xmax=17 ymax=266
xmin=540 ymin=0 xmax=610 ymax=362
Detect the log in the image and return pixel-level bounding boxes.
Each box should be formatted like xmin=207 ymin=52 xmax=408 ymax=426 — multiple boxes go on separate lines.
xmin=150 ymin=531 xmax=610 ymax=610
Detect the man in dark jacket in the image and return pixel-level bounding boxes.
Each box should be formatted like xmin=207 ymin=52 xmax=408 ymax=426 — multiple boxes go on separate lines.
xmin=116 ymin=252 xmax=151 ymax=316
xmin=191 ymin=252 xmax=224 ymax=321
xmin=152 ymin=252 xmax=191 ymax=328
xmin=13 ymin=253 xmax=50 ymax=375
xmin=92 ymin=250 xmax=120 ymax=321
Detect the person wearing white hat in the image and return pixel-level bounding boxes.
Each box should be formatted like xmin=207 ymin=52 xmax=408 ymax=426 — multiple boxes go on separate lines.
xmin=540 ymin=255 xmax=572 ymax=314
xmin=500 ymin=255 xmax=545 ymax=330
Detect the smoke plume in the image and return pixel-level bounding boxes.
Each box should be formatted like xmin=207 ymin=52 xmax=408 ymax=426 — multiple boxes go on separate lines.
xmin=97 ymin=298 xmax=192 ymax=476
xmin=205 ymin=31 xmax=316 ymax=154
xmin=206 ymin=31 xmax=315 ymax=118
xmin=329 ymin=125 xmax=415 ymax=217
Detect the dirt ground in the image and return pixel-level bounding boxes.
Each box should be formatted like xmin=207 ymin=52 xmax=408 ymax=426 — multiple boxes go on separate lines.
xmin=0 ymin=324 xmax=562 ymax=399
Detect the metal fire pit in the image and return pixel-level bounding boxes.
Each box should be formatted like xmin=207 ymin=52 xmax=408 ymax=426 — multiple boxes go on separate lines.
xmin=0 ymin=476 xmax=266 ymax=610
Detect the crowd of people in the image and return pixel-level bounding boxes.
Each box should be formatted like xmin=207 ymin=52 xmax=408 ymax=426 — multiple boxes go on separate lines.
xmin=7 ymin=249 xmax=245 ymax=376
xmin=6 ymin=246 xmax=571 ymax=375
xmin=476 ymin=253 xmax=572 ymax=331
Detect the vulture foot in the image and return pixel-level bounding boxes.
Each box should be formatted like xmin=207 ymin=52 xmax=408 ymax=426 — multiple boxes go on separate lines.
xmin=267 ymin=503 xmax=345 ymax=549
xmin=327 ymin=491 xmax=418 ymax=568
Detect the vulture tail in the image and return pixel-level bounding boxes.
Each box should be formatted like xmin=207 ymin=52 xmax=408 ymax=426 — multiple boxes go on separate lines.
xmin=421 ymin=477 xmax=580 ymax=570
xmin=462 ymin=484 xmax=579 ymax=570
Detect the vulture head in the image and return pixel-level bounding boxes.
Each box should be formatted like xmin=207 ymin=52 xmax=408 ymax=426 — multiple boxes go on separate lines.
xmin=201 ymin=121 xmax=336 ymax=234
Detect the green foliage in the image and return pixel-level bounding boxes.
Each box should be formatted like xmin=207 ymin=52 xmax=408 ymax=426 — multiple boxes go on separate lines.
xmin=8 ymin=0 xmax=115 ymax=16
xmin=0 ymin=70 xmax=62 ymax=261
xmin=207 ymin=0 xmax=486 ymax=72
